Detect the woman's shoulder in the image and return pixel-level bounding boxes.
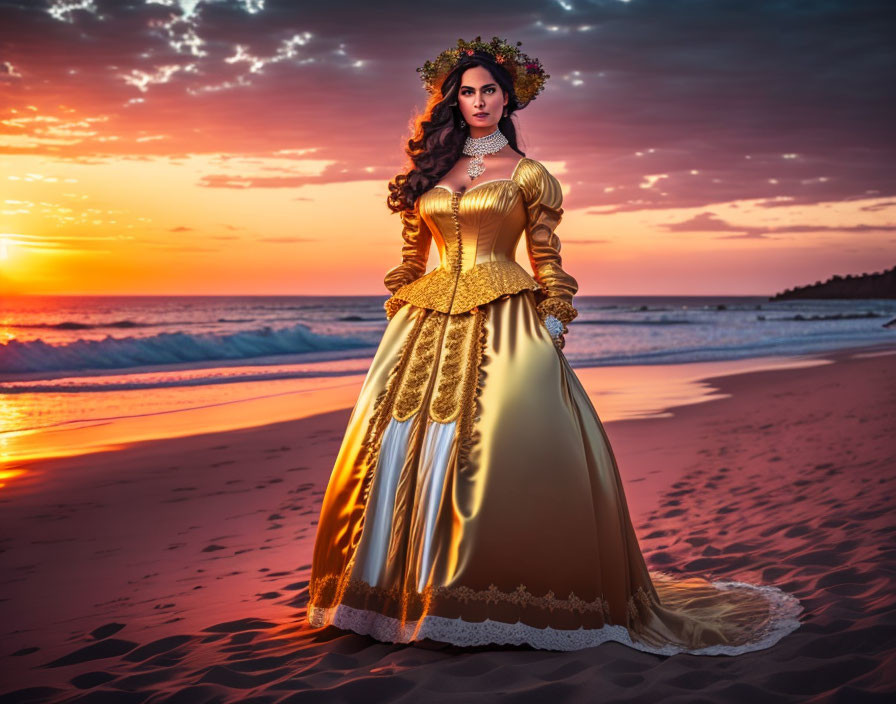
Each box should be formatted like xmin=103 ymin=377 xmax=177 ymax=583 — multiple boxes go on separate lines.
xmin=516 ymin=156 xmax=559 ymax=184
xmin=515 ymin=156 xmax=562 ymax=203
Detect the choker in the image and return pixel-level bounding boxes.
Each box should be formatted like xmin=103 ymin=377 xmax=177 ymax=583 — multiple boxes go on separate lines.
xmin=462 ymin=128 xmax=509 ymax=179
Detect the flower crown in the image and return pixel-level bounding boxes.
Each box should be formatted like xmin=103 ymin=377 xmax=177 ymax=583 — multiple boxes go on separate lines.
xmin=416 ymin=35 xmax=550 ymax=108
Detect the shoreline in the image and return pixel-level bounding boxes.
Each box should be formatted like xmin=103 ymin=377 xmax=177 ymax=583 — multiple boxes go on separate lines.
xmin=4 ymin=339 xmax=894 ymax=470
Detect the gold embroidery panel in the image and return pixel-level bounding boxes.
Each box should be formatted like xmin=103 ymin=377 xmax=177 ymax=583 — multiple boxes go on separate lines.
xmin=388 ymin=309 xmax=486 ymax=425
xmin=390 ymin=311 xmax=441 ymax=421
xmin=429 ymin=311 xmax=482 ymax=423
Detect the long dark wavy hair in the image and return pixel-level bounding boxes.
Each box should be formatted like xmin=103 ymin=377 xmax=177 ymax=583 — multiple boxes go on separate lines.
xmin=387 ymin=51 xmax=527 ymax=214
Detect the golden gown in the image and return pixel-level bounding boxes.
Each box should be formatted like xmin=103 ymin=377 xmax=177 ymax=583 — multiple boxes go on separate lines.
xmin=307 ymin=157 xmax=803 ymax=654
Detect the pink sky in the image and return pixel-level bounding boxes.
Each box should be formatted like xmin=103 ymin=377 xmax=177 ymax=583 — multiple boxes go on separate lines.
xmin=1 ymin=0 xmax=893 ymax=296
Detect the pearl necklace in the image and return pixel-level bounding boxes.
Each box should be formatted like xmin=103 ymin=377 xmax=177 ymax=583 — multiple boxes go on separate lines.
xmin=462 ymin=128 xmax=509 ymax=179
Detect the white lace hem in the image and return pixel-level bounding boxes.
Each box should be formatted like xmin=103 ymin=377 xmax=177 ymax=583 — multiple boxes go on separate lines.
xmin=307 ymin=579 xmax=803 ymax=656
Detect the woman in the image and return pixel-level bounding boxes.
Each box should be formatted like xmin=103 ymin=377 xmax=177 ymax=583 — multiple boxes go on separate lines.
xmin=307 ymin=36 xmax=803 ymax=654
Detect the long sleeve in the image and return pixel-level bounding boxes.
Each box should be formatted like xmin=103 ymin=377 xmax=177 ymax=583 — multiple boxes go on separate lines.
xmin=383 ymin=204 xmax=432 ymax=318
xmin=521 ymin=159 xmax=579 ymax=325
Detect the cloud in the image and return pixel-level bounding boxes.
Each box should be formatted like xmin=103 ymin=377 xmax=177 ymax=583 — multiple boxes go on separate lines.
xmin=144 ymin=243 xmax=219 ymax=252
xmin=660 ymin=211 xmax=896 ymax=240
xmin=258 ymin=236 xmax=318 ymax=243
xmin=562 ymin=238 xmax=610 ymax=245
xmin=0 ymin=60 xmax=23 ymax=81
xmin=0 ymin=0 xmax=891 ymax=212
xmin=196 ymin=162 xmax=387 ymax=189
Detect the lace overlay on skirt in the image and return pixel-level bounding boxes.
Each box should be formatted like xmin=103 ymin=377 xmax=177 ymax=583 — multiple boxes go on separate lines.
xmin=307 ymin=290 xmax=804 ymax=655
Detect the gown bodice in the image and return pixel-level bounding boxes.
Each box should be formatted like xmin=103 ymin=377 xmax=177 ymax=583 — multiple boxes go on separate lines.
xmin=422 ymin=174 xmax=530 ymax=272
xmin=383 ymin=157 xmax=580 ymax=325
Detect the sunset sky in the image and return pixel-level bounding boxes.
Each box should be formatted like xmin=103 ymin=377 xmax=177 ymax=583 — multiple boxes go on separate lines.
xmin=0 ymin=0 xmax=893 ymax=297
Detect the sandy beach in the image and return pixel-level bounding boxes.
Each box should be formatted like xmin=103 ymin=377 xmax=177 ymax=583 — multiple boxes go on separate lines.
xmin=1 ymin=343 xmax=894 ymax=702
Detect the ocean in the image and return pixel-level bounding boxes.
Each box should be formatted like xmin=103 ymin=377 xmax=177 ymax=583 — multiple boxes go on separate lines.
xmin=1 ymin=294 xmax=894 ymax=463
xmin=3 ymin=294 xmax=894 ymax=376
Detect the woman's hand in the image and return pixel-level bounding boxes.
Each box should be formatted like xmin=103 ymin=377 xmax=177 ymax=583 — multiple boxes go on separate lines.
xmin=543 ymin=313 xmax=567 ymax=349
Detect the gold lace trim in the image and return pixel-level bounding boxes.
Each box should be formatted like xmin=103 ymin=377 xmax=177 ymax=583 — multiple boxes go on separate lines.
xmin=627 ymin=585 xmax=655 ymax=624
xmin=390 ymin=261 xmax=541 ymax=316
xmin=429 ymin=311 xmax=485 ymax=424
xmin=537 ymin=296 xmax=579 ymax=325
xmin=392 ymin=312 xmax=443 ymax=421
xmin=309 ymin=572 xmax=662 ymax=632
xmin=309 ymin=573 xmax=614 ymax=622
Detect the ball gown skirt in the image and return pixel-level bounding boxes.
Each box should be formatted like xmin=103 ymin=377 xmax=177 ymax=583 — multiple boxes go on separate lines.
xmin=306 ymin=288 xmax=804 ymax=654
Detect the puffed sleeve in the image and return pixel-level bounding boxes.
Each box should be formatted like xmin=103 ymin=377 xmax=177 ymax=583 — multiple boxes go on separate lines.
xmin=520 ymin=159 xmax=579 ymax=325
xmin=383 ymin=204 xmax=432 ymax=318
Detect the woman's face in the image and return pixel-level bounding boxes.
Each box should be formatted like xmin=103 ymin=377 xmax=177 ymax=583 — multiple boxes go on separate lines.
xmin=457 ymin=65 xmax=508 ymax=136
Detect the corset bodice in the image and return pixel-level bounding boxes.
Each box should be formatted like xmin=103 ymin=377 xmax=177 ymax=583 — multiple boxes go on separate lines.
xmin=421 ymin=179 xmax=529 ymax=271
xmin=383 ymin=157 xmax=580 ymax=324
